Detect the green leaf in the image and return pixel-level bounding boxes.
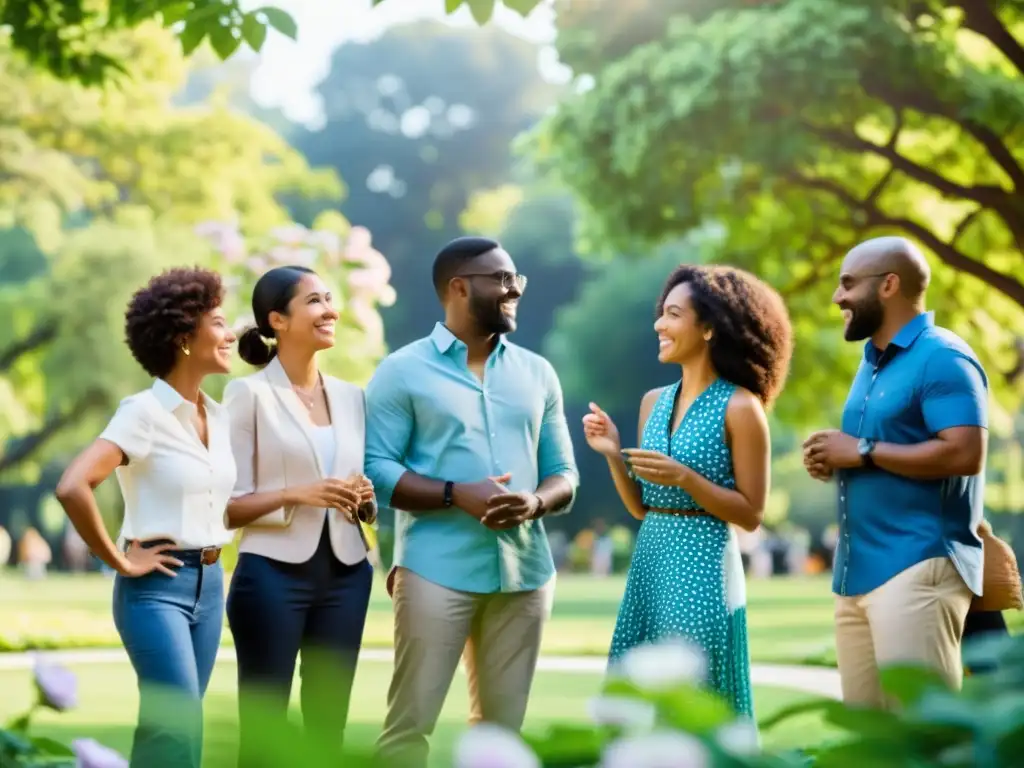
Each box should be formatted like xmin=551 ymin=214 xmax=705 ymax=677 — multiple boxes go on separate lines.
xmin=30 ymin=736 xmax=75 ymax=757
xmin=178 ymin=22 xmax=208 ymax=55
xmin=257 ymin=7 xmax=298 ymax=40
xmin=209 ymin=23 xmax=242 ymax=59
xmin=160 ymin=2 xmax=192 ymax=26
xmin=652 ymin=686 xmax=734 ymax=734
xmin=879 ymin=664 xmax=950 ymax=708
xmin=758 ymin=697 xmax=835 ymax=731
xmin=0 ymin=728 xmax=32 ymax=755
xmin=241 ymin=13 xmax=268 ymax=51
xmin=503 ymin=0 xmax=542 ymax=15
xmin=445 ymin=0 xmax=464 ymax=13
xmin=4 ymin=713 xmax=30 ymax=733
xmin=466 ymin=0 xmax=496 ymax=24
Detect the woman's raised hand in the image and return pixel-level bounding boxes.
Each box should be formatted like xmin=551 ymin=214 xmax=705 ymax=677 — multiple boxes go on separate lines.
xmin=582 ymin=402 xmax=622 ymax=458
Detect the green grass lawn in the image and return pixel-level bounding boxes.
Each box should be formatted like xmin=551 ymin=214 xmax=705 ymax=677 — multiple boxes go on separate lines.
xmin=3 ymin=570 xmax=1020 ymax=664
xmin=2 ymin=570 xmax=848 ymax=664
xmin=0 ymin=659 xmax=838 ymax=767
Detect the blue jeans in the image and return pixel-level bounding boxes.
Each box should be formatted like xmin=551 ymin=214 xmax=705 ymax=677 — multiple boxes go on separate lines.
xmin=227 ymin=523 xmax=373 ymax=766
xmin=112 ymin=548 xmax=224 ymax=768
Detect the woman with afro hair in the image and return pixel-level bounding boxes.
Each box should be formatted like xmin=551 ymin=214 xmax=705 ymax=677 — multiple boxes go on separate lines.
xmin=55 ymin=267 xmax=238 ymax=768
xmin=582 ymin=264 xmax=793 ymax=721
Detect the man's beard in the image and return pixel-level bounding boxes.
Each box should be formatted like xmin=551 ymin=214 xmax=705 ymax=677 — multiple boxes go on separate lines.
xmin=470 ymin=293 xmax=515 ymax=335
xmin=843 ymin=296 xmax=884 ymax=341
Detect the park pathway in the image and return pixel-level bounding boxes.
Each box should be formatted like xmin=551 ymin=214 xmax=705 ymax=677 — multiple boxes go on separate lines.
xmin=0 ymin=647 xmax=841 ymax=699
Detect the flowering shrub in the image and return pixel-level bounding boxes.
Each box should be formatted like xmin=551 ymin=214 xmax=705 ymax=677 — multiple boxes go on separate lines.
xmin=8 ymin=633 xmax=1024 ymax=767
xmin=0 ymin=656 xmax=127 ymax=767
xmin=194 ymin=214 xmax=396 ymax=386
xmin=460 ymin=632 xmax=1024 ymax=768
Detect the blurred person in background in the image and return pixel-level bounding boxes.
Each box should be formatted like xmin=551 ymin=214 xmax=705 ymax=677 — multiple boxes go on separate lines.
xmin=224 ymin=265 xmax=375 ymax=766
xmin=583 ymin=264 xmax=793 ymax=721
xmin=54 ymin=268 xmax=237 ymax=768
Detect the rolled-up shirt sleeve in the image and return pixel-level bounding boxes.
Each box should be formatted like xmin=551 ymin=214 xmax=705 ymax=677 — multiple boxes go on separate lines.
xmin=364 ymin=357 xmax=413 ymax=509
xmin=920 ymin=348 xmax=989 ymax=434
xmin=99 ymin=396 xmax=152 ymax=464
xmin=537 ymin=360 xmax=579 ymax=515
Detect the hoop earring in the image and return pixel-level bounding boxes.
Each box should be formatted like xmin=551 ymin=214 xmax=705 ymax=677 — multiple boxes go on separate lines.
xmin=703 ymin=332 xmax=713 ymax=342
xmin=181 ymin=345 xmax=190 ymax=357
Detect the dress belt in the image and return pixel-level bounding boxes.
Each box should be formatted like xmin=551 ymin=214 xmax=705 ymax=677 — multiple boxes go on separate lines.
xmin=648 ymin=507 xmax=711 ymax=518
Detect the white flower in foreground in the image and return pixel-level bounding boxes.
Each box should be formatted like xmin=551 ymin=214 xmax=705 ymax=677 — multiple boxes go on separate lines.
xmin=453 ymin=723 xmax=540 ymax=768
xmin=715 ymin=720 xmax=760 ymax=755
xmin=33 ymin=656 xmax=77 ymax=711
xmin=620 ymin=639 xmax=706 ymax=692
xmin=601 ymin=731 xmax=710 ymax=768
xmin=587 ymin=695 xmax=657 ymax=732
xmin=72 ymin=738 xmax=128 ymax=768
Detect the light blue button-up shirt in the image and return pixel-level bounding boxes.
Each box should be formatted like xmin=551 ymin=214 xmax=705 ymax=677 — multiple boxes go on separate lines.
xmin=364 ymin=322 xmax=579 ymax=594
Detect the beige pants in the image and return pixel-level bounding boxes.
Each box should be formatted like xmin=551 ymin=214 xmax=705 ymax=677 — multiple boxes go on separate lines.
xmin=834 ymin=557 xmax=972 ymax=708
xmin=375 ymin=567 xmax=555 ymax=767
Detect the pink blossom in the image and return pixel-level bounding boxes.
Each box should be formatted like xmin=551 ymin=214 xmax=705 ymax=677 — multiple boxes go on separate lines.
xmin=72 ymin=738 xmax=129 ymax=768
xmin=33 ymin=657 xmax=77 ymax=711
xmin=270 ymin=224 xmax=310 ymax=246
xmin=350 ymin=299 xmax=385 ymax=349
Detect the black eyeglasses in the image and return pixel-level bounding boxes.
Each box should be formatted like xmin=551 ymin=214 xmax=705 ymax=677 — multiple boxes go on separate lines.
xmin=458 ymin=271 xmax=527 ymax=292
xmin=839 ymin=271 xmax=893 ymax=289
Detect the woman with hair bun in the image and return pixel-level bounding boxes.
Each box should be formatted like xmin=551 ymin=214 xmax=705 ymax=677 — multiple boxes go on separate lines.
xmin=583 ymin=264 xmax=794 ymax=721
xmin=223 ymin=265 xmax=376 ymax=765
xmin=54 ymin=267 xmax=237 ymax=768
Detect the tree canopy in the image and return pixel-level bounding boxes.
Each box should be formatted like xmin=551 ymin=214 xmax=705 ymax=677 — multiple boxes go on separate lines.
xmin=540 ymin=0 xmax=1024 ymax=419
xmin=1 ymin=0 xmax=546 ymax=84
xmin=0 ymin=22 xmax=387 ymax=482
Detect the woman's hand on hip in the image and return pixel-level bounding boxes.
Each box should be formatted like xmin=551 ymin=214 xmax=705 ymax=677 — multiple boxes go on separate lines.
xmin=119 ymin=541 xmax=184 ymax=578
xmin=582 ymin=402 xmax=622 ymax=457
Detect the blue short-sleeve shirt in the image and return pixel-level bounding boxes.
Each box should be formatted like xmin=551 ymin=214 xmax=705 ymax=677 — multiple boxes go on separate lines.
xmin=833 ymin=312 xmax=988 ymax=598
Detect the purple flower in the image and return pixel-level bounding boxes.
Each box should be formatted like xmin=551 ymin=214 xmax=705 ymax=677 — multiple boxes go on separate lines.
xmin=72 ymin=738 xmax=129 ymax=768
xmin=33 ymin=657 xmax=77 ymax=711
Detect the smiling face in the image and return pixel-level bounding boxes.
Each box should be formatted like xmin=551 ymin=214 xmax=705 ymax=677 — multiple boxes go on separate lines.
xmin=453 ymin=247 xmax=525 ymax=335
xmin=269 ymin=273 xmax=340 ymax=352
xmin=832 ymin=259 xmax=891 ymax=342
xmin=187 ymin=306 xmax=236 ymax=374
xmin=654 ymin=282 xmax=708 ymax=364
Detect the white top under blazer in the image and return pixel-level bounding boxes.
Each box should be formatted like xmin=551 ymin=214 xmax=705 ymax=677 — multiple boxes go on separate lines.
xmin=222 ymin=356 xmax=372 ymax=565
xmin=99 ymin=379 xmax=237 ymax=550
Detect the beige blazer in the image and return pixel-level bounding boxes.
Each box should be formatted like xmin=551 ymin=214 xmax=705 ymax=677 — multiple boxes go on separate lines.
xmin=223 ymin=357 xmax=372 ymax=565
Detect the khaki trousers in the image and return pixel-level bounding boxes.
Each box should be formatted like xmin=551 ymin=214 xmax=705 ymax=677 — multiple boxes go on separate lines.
xmin=834 ymin=557 xmax=972 ymax=709
xmin=375 ymin=567 xmax=555 ymax=768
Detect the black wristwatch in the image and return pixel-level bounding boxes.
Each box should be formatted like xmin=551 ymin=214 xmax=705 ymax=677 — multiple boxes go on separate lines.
xmin=858 ymin=438 xmax=876 ymax=468
xmin=443 ymin=481 xmax=455 ymax=508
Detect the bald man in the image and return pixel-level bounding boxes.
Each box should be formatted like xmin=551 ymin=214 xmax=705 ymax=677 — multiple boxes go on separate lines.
xmin=803 ymin=236 xmax=988 ymax=708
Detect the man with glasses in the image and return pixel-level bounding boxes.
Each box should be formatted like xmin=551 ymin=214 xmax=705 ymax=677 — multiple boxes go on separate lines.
xmin=365 ymin=236 xmax=578 ymax=766
xmin=802 ymin=235 xmax=988 ymax=708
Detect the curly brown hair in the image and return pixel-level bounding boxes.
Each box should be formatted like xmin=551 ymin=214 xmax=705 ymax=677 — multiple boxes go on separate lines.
xmin=124 ymin=267 xmax=224 ymax=378
xmin=656 ymin=264 xmax=793 ymax=406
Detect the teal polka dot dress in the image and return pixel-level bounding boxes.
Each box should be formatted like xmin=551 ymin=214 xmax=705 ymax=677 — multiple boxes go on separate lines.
xmin=609 ymin=378 xmax=754 ymax=719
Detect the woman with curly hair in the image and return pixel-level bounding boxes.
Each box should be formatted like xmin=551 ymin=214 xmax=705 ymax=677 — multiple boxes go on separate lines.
xmin=55 ymin=267 xmax=237 ymax=768
xmin=582 ymin=264 xmax=793 ymax=719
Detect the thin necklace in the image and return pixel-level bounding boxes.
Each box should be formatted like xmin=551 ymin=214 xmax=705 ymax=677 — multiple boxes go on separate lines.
xmin=292 ymin=377 xmax=322 ymax=410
